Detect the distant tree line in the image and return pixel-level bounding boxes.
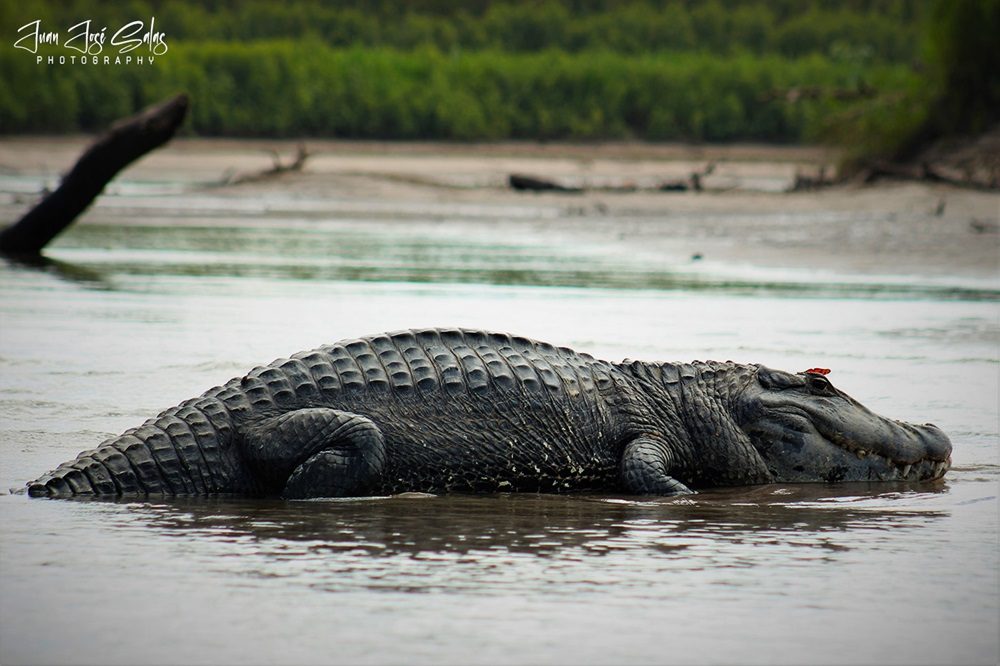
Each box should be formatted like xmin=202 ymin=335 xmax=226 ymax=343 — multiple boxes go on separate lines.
xmin=4 ymin=0 xmax=924 ymax=61
xmin=1 ymin=44 xmax=916 ymax=141
xmin=4 ymin=0 xmax=994 ymax=158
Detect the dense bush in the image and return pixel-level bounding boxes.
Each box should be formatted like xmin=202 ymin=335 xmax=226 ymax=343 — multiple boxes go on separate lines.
xmin=923 ymin=0 xmax=1000 ymax=138
xmin=0 ymin=42 xmax=918 ymax=141
xmin=0 ymin=0 xmax=933 ymax=141
xmin=1 ymin=0 xmax=924 ymax=61
xmin=812 ymin=0 xmax=1000 ymax=170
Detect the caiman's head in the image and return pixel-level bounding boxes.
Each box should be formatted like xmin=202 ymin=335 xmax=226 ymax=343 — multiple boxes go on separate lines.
xmin=738 ymin=366 xmax=952 ymax=483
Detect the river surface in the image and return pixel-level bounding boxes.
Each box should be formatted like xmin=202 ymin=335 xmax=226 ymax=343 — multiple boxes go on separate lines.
xmin=0 ymin=185 xmax=998 ymax=665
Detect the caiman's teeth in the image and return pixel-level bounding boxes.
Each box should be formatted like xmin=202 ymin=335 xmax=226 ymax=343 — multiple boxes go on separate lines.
xmin=900 ymin=464 xmax=912 ymax=478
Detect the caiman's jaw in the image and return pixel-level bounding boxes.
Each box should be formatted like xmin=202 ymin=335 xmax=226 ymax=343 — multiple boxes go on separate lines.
xmin=741 ymin=367 xmax=952 ymax=484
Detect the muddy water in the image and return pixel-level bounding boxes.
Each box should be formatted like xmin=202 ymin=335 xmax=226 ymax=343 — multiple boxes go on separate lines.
xmin=0 ymin=194 xmax=997 ymax=665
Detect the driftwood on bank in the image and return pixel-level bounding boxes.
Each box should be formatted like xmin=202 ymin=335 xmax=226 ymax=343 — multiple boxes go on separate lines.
xmin=659 ymin=162 xmax=716 ymax=192
xmin=855 ymin=160 xmax=998 ymax=191
xmin=218 ymin=144 xmax=310 ymax=186
xmin=508 ymin=173 xmax=583 ymax=192
xmin=0 ymin=94 xmax=189 ymax=255
xmin=510 ymin=163 xmax=716 ymax=194
xmin=792 ymin=160 xmax=997 ymax=192
xmin=790 ymin=166 xmax=834 ymax=191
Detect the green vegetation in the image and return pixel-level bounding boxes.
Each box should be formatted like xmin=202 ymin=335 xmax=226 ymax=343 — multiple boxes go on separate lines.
xmin=814 ymin=0 xmax=1000 ymax=171
xmin=4 ymin=0 xmax=989 ymax=153
xmin=0 ymin=1 xmax=927 ymax=60
xmin=0 ymin=42 xmax=917 ymax=141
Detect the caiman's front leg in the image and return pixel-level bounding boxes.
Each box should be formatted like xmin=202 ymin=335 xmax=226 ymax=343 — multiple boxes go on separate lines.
xmin=619 ymin=436 xmax=693 ymax=495
xmin=243 ymin=408 xmax=386 ymax=499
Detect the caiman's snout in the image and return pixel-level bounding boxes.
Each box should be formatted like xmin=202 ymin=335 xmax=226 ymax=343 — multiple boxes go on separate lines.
xmin=853 ymin=417 xmax=952 ymax=481
xmin=916 ymin=422 xmax=952 ymax=463
xmin=891 ymin=420 xmax=952 ymax=481
xmin=885 ymin=419 xmax=952 ymax=463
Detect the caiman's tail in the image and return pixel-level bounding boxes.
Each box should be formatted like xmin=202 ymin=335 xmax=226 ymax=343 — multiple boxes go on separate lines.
xmin=27 ymin=395 xmax=238 ymax=498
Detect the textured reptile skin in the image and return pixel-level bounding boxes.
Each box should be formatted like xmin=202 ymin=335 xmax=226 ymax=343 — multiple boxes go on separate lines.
xmin=28 ymin=329 xmax=676 ymax=498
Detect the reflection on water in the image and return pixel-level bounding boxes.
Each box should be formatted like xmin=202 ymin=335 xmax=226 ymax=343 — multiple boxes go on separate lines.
xmin=1 ymin=252 xmax=111 ymax=288
xmin=12 ymin=485 xmax=931 ymax=633
xmin=129 ymin=486 xmax=954 ymax=593
xmin=0 ymin=202 xmax=997 ymax=665
xmin=141 ymin=486 xmax=949 ymax=561
xmin=42 ymin=222 xmax=1000 ymax=300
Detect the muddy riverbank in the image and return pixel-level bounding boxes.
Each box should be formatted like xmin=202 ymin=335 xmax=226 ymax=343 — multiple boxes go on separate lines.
xmin=2 ymin=137 xmax=997 ymax=280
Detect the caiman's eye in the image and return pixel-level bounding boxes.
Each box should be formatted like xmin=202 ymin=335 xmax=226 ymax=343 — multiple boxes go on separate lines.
xmin=807 ymin=376 xmax=833 ymax=394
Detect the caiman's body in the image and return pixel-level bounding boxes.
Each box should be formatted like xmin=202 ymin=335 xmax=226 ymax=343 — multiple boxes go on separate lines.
xmin=27 ymin=328 xmax=952 ymax=499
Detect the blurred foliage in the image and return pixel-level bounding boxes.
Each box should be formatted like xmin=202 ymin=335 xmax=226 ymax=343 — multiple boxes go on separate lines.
xmin=0 ymin=0 xmax=926 ymax=59
xmin=6 ymin=0 xmax=987 ymax=149
xmin=0 ymin=42 xmax=917 ymax=141
xmin=923 ymin=0 xmax=1000 ymax=137
xmin=815 ymin=0 xmax=999 ymax=170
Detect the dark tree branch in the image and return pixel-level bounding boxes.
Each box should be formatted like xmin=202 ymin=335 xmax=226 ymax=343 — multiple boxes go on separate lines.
xmin=0 ymin=93 xmax=189 ymax=255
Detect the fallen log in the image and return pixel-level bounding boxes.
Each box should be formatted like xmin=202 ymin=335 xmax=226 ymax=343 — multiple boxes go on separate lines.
xmin=0 ymin=93 xmax=189 ymax=255
xmin=509 ymin=173 xmax=582 ymax=193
